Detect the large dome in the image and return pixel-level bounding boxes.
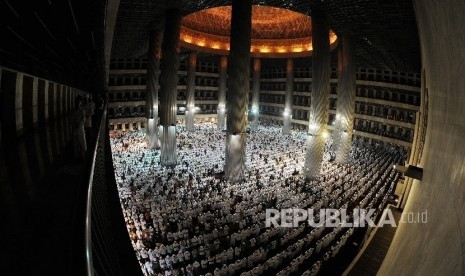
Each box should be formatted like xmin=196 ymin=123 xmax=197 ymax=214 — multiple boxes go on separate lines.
xmin=180 ymin=5 xmax=338 ymax=57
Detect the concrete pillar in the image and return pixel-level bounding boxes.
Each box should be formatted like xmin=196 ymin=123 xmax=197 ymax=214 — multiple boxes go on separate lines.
xmin=22 ymin=75 xmax=34 ymax=134
xmin=65 ymin=87 xmax=69 ymax=114
xmin=250 ymin=58 xmax=261 ymax=130
xmin=217 ymin=56 xmax=228 ymax=130
xmin=63 ymin=86 xmax=67 ymax=114
xmin=62 ymin=86 xmax=66 ymax=114
xmin=64 ymin=86 xmax=68 ymax=114
xmin=304 ymin=8 xmax=331 ymax=180
xmin=146 ymin=29 xmax=163 ymax=149
xmin=225 ymin=0 xmax=252 ymax=183
xmin=48 ymin=83 xmax=55 ymax=120
xmin=159 ymin=9 xmax=182 ymax=167
xmin=38 ymin=80 xmax=46 ymax=125
xmin=334 ymin=37 xmax=356 ymax=163
xmin=71 ymin=88 xmax=74 ymax=112
xmin=54 ymin=85 xmax=59 ymax=117
xmin=61 ymin=86 xmax=66 ymax=115
xmin=32 ymin=78 xmax=38 ymax=126
xmin=68 ymin=88 xmax=72 ymax=113
xmin=186 ymin=51 xmax=197 ymax=131
xmin=15 ymin=73 xmax=24 ymax=134
xmin=70 ymin=88 xmax=74 ymax=112
xmin=283 ymin=58 xmax=294 ymax=134
xmin=58 ymin=85 xmax=63 ymax=116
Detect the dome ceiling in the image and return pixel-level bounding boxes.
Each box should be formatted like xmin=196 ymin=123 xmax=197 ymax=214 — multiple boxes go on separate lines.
xmin=180 ymin=5 xmax=337 ymax=57
xmin=111 ymin=0 xmax=421 ymax=72
xmin=183 ymin=5 xmax=311 ymax=39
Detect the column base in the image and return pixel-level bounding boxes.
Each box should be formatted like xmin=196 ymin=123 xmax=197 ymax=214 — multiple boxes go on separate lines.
xmin=146 ymin=118 xmax=160 ymax=149
xmin=160 ymin=125 xmax=177 ymax=167
xmin=335 ymin=131 xmax=352 ymax=164
xmin=283 ymin=117 xmax=292 ymax=134
xmin=250 ymin=116 xmax=259 ymax=130
xmin=225 ymin=132 xmax=247 ymax=183
xmin=186 ymin=113 xmax=195 ymax=132
xmin=217 ymin=111 xmax=226 ymax=131
xmin=304 ymin=134 xmax=325 ymax=180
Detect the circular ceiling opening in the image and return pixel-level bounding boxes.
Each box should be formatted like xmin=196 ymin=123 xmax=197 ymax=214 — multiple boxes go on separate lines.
xmin=180 ymin=5 xmax=338 ymax=58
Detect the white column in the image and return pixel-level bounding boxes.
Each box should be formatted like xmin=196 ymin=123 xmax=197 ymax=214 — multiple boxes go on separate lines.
xmin=283 ymin=58 xmax=294 ymax=134
xmin=250 ymin=58 xmax=261 ymax=130
xmin=44 ymin=81 xmax=49 ymax=121
xmin=32 ymin=77 xmax=38 ymax=126
xmin=224 ymin=0 xmax=252 ymax=183
xmin=185 ymin=51 xmax=197 ymax=131
xmin=146 ymin=29 xmax=163 ymax=149
xmin=159 ymin=9 xmax=182 ymax=167
xmin=217 ymin=56 xmax=228 ymax=130
xmin=304 ymin=8 xmax=331 ymax=180
xmin=15 ymin=73 xmax=24 ymax=133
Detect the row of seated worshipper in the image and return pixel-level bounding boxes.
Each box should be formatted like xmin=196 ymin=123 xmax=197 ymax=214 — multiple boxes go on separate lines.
xmin=110 ymin=121 xmax=406 ymax=276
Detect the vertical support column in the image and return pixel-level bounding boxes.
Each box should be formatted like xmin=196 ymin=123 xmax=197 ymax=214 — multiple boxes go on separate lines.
xmin=22 ymin=76 xmax=34 ymax=133
xmin=159 ymin=9 xmax=182 ymax=167
xmin=45 ymin=81 xmax=49 ymax=122
xmin=68 ymin=87 xmax=72 ymax=114
xmin=250 ymin=58 xmax=261 ymax=130
xmin=69 ymin=88 xmax=73 ymax=113
xmin=65 ymin=87 xmax=69 ymax=114
xmin=217 ymin=56 xmax=228 ymax=130
xmin=62 ymin=86 xmax=66 ymax=115
xmin=225 ymin=0 xmax=252 ymax=183
xmin=61 ymin=86 xmax=65 ymax=115
xmin=334 ymin=37 xmax=356 ymax=163
xmin=32 ymin=78 xmax=38 ymax=127
xmin=15 ymin=73 xmax=24 ymax=135
xmin=48 ymin=83 xmax=55 ymax=120
xmin=304 ymin=8 xmax=330 ymax=180
xmin=146 ymin=29 xmax=163 ymax=149
xmin=38 ymin=80 xmax=46 ymax=125
xmin=58 ymin=85 xmax=63 ymax=116
xmin=62 ymin=87 xmax=67 ymax=114
xmin=283 ymin=58 xmax=294 ymax=134
xmin=185 ymin=51 xmax=197 ymax=131
xmin=332 ymin=44 xmax=344 ymax=151
xmin=70 ymin=88 xmax=74 ymax=112
xmin=54 ymin=85 xmax=59 ymax=117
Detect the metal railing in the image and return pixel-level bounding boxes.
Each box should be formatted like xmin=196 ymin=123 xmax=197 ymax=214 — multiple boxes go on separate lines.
xmin=80 ymin=103 xmax=142 ymax=276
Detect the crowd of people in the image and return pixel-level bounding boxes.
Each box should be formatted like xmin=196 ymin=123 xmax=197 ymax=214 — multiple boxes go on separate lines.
xmin=109 ymin=120 xmax=407 ymax=276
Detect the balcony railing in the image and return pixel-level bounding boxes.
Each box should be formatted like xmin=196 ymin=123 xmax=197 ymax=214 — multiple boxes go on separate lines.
xmin=70 ymin=103 xmax=142 ymax=276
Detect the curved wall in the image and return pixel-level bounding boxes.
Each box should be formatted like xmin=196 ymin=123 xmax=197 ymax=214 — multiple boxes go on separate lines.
xmin=379 ymin=0 xmax=465 ymax=275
